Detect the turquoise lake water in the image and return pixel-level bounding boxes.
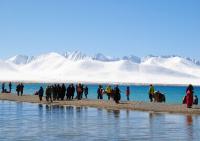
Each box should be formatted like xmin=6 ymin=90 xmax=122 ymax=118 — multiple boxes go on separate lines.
xmin=0 ymin=101 xmax=199 ymax=141
xmin=1 ymin=83 xmax=200 ymax=104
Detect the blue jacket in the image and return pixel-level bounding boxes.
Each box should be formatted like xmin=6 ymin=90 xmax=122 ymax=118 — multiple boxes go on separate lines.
xmin=38 ymin=87 xmax=44 ymax=96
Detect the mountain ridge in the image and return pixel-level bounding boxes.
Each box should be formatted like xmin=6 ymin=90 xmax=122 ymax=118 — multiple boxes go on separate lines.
xmin=5 ymin=51 xmax=200 ymax=66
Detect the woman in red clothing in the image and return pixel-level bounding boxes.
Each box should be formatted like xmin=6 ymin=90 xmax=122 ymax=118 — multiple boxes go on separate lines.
xmin=186 ymin=84 xmax=194 ymax=108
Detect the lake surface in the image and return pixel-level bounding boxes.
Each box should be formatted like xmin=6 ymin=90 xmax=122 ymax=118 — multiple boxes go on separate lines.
xmin=1 ymin=83 xmax=200 ymax=104
xmin=0 ymin=101 xmax=199 ymax=141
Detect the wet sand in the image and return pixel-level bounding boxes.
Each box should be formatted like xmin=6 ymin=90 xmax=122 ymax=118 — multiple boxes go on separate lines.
xmin=0 ymin=93 xmax=200 ymax=114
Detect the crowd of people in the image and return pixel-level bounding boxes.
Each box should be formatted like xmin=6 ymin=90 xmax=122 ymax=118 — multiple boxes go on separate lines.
xmin=1 ymin=82 xmax=12 ymax=93
xmin=148 ymin=84 xmax=198 ymax=108
xmin=35 ymin=84 xmax=125 ymax=104
xmin=148 ymin=84 xmax=166 ymax=103
xmin=35 ymin=83 xmax=200 ymax=108
xmin=97 ymin=85 xmax=122 ymax=103
xmin=38 ymin=83 xmax=89 ymax=102
xmin=36 ymin=83 xmax=199 ymax=107
xmin=1 ymin=82 xmax=24 ymax=96
xmin=1 ymin=82 xmax=199 ymax=108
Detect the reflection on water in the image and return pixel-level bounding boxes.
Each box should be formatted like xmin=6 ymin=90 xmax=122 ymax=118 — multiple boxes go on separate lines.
xmin=185 ymin=115 xmax=194 ymax=141
xmin=0 ymin=101 xmax=200 ymax=141
xmin=186 ymin=115 xmax=193 ymax=126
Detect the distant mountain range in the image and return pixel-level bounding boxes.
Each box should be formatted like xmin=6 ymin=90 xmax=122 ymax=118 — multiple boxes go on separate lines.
xmin=5 ymin=51 xmax=200 ymax=65
xmin=1 ymin=51 xmax=200 ymax=85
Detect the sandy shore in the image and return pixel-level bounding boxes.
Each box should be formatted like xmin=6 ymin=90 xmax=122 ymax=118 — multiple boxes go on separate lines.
xmin=0 ymin=93 xmax=200 ymax=114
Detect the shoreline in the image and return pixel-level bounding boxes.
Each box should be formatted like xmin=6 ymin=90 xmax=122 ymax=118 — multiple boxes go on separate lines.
xmin=0 ymin=93 xmax=200 ymax=114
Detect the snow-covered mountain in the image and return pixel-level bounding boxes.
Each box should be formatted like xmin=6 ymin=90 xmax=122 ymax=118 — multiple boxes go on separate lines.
xmin=93 ymin=53 xmax=120 ymax=62
xmin=7 ymin=55 xmax=34 ymax=65
xmin=64 ymin=51 xmax=90 ymax=61
xmin=122 ymin=55 xmax=141 ymax=63
xmin=1 ymin=51 xmax=200 ymax=85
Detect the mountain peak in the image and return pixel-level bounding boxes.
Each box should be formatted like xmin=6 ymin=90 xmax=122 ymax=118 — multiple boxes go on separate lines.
xmin=93 ymin=53 xmax=120 ymax=61
xmin=122 ymin=55 xmax=141 ymax=63
xmin=64 ymin=51 xmax=89 ymax=61
xmin=7 ymin=55 xmax=30 ymax=65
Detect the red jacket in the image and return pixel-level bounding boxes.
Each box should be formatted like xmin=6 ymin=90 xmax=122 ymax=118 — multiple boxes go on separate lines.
xmin=186 ymin=90 xmax=193 ymax=107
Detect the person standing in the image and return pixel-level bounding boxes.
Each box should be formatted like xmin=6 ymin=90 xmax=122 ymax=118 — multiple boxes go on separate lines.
xmin=38 ymin=87 xmax=44 ymax=101
xmin=46 ymin=86 xmax=52 ymax=102
xmin=61 ymin=84 xmax=66 ymax=100
xmin=16 ymin=84 xmax=20 ymax=96
xmin=2 ymin=83 xmax=5 ymax=93
xmin=84 ymin=86 xmax=88 ymax=99
xmin=126 ymin=86 xmax=130 ymax=101
xmin=75 ymin=84 xmax=78 ymax=99
xmin=57 ymin=84 xmax=61 ymax=100
xmin=45 ymin=86 xmax=49 ymax=101
xmin=114 ymin=85 xmax=121 ymax=104
xmin=105 ymin=85 xmax=112 ymax=100
xmin=66 ymin=85 xmax=71 ymax=100
xmin=80 ymin=84 xmax=84 ymax=99
xmin=71 ymin=84 xmax=75 ymax=100
xmin=77 ymin=83 xmax=83 ymax=100
xmin=9 ymin=82 xmax=12 ymax=93
xmin=193 ymin=95 xmax=198 ymax=105
xmin=20 ymin=83 xmax=24 ymax=96
xmin=52 ymin=85 xmax=57 ymax=101
xmin=186 ymin=84 xmax=194 ymax=108
xmin=148 ymin=84 xmax=155 ymax=102
xmin=97 ymin=85 xmax=103 ymax=99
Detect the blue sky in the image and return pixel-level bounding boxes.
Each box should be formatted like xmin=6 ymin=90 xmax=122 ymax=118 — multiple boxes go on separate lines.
xmin=0 ymin=0 xmax=200 ymax=59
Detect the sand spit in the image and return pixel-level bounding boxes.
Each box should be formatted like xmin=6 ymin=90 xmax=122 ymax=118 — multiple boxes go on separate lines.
xmin=0 ymin=93 xmax=200 ymax=114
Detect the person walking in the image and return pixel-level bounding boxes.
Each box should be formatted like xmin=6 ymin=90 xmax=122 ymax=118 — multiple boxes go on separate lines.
xmin=186 ymin=84 xmax=194 ymax=108
xmin=148 ymin=84 xmax=155 ymax=102
xmin=38 ymin=87 xmax=44 ymax=101
xmin=126 ymin=86 xmax=130 ymax=101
